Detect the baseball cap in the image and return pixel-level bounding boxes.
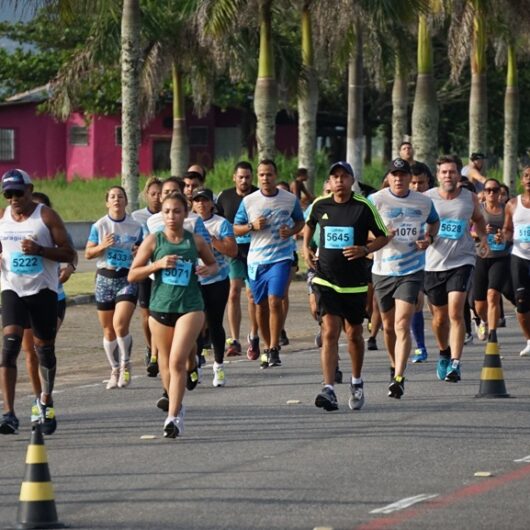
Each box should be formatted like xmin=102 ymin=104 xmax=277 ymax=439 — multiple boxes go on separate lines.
xmin=329 ymin=161 xmax=354 ymax=177
xmin=192 ymin=188 xmax=214 ymax=201
xmin=1 ymin=169 xmax=32 ymax=191
xmin=470 ymin=152 xmax=486 ymax=161
xmin=388 ymin=158 xmax=411 ymax=174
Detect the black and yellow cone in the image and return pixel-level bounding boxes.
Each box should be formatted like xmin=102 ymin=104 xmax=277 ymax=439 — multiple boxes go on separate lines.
xmin=476 ymin=330 xmax=510 ymax=398
xmin=16 ymin=424 xmax=65 ymax=529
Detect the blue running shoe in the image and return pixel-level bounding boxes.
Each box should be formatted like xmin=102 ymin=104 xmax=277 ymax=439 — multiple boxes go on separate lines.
xmin=445 ymin=360 xmax=461 ymax=382
xmin=436 ymin=357 xmax=450 ymax=381
xmin=411 ymin=347 xmax=428 ymax=363
xmin=315 ymin=387 xmax=338 ymax=411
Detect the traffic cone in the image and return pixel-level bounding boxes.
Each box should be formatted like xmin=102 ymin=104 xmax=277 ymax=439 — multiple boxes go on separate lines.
xmin=476 ymin=330 xmax=510 ymax=398
xmin=16 ymin=424 xmax=65 ymax=529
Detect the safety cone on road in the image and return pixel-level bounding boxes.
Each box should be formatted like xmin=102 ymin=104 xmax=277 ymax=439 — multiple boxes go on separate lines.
xmin=476 ymin=330 xmax=510 ymax=398
xmin=16 ymin=424 xmax=65 ymax=529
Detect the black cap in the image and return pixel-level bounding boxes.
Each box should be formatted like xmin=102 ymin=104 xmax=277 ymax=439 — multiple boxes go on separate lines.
xmin=470 ymin=152 xmax=486 ymax=161
xmin=329 ymin=161 xmax=354 ymax=177
xmin=192 ymin=188 xmax=214 ymax=201
xmin=388 ymin=158 xmax=411 ymax=174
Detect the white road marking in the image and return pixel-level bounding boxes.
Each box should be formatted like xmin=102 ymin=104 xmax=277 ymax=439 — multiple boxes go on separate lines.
xmin=514 ymin=455 xmax=530 ymax=463
xmin=370 ymin=494 xmax=439 ymax=515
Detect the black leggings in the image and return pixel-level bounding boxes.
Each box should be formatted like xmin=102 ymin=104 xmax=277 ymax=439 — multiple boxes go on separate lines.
xmin=200 ymin=278 xmax=230 ymax=364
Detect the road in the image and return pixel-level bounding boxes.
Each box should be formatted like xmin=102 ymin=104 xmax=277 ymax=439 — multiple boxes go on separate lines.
xmin=2 ymin=282 xmax=530 ymax=529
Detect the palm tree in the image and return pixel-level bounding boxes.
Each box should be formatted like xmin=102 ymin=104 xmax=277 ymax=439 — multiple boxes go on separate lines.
xmin=392 ymin=55 xmax=409 ymax=159
xmin=503 ymin=43 xmax=518 ymax=191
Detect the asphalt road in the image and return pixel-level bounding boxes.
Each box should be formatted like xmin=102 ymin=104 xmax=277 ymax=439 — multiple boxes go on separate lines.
xmin=2 ymin=283 xmax=530 ymax=530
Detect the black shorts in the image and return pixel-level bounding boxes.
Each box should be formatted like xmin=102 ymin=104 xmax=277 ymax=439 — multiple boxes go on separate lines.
xmin=1 ymin=289 xmax=58 ymax=340
xmin=138 ymin=277 xmax=152 ymax=309
xmin=22 ymin=298 xmax=66 ymax=330
xmin=424 ymin=265 xmax=474 ymax=307
xmin=511 ymin=254 xmax=530 ymax=300
xmin=313 ymin=284 xmax=366 ymax=326
xmin=473 ymin=255 xmax=513 ymax=302
xmin=149 ymin=310 xmax=185 ymax=328
xmin=372 ymin=271 xmax=424 ymax=313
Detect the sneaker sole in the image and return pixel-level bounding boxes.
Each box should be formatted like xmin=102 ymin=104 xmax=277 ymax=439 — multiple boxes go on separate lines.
xmin=315 ymin=394 xmax=338 ymax=411
xmin=268 ymin=361 xmax=282 ymax=367
xmin=156 ymin=397 xmax=169 ymax=412
xmin=348 ymin=399 xmax=365 ymax=411
xmin=163 ymin=423 xmax=179 ymax=438
xmin=146 ymin=364 xmax=159 ymax=377
xmin=41 ymin=419 xmax=57 ymax=435
xmin=388 ymin=383 xmax=404 ymax=399
xmin=445 ymin=372 xmax=461 ymax=382
xmin=0 ymin=423 xmax=18 ymax=434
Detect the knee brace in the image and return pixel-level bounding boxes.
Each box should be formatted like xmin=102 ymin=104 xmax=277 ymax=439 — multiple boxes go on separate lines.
xmin=516 ymin=288 xmax=529 ymax=314
xmin=1 ymin=334 xmax=22 ymax=368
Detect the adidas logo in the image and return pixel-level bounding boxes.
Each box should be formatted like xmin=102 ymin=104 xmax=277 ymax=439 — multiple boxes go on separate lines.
xmin=322 ymin=213 xmax=329 ymax=220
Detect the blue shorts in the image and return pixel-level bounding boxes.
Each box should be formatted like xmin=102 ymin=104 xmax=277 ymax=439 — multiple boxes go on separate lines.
xmin=248 ymin=260 xmax=291 ymax=304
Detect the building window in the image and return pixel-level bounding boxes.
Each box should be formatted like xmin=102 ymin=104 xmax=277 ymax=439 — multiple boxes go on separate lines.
xmin=189 ymin=126 xmax=208 ymax=147
xmin=0 ymin=128 xmax=15 ymax=161
xmin=115 ymin=126 xmax=122 ymax=146
xmin=69 ymin=125 xmax=88 ymax=145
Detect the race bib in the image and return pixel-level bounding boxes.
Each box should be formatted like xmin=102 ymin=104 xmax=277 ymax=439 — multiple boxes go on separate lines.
xmin=10 ymin=252 xmax=43 ymax=275
xmin=324 ymin=226 xmax=353 ymax=249
xmin=439 ymin=218 xmax=466 ymax=240
xmin=487 ymin=233 xmax=506 ymax=252
xmin=516 ymin=225 xmax=530 ymax=243
xmin=161 ymin=261 xmax=192 ymax=286
xmin=393 ymin=222 xmax=420 ymax=243
xmin=247 ymin=263 xmax=258 ymax=281
xmin=106 ymin=247 xmax=133 ymax=268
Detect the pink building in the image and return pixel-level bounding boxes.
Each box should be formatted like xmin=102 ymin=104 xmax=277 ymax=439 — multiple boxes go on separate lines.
xmin=0 ymin=86 xmax=298 ymax=181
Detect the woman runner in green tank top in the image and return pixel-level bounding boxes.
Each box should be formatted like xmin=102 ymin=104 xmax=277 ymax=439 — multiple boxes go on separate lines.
xmin=129 ymin=192 xmax=217 ymax=438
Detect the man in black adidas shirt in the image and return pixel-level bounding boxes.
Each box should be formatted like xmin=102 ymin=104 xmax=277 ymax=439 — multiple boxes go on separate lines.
xmin=216 ymin=161 xmax=260 ymax=358
xmin=303 ymin=161 xmax=389 ymax=413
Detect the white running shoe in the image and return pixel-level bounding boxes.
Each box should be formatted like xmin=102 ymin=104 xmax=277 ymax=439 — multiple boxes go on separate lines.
xmin=520 ymin=341 xmax=530 ymax=357
xmin=475 ymin=320 xmax=488 ymax=341
xmin=118 ymin=362 xmax=131 ymax=388
xmin=106 ymin=368 xmax=119 ymax=389
xmin=213 ymin=363 xmax=226 ymax=387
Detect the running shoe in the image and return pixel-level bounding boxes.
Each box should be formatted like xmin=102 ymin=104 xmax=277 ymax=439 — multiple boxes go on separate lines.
xmin=157 ymin=392 xmax=169 ymax=412
xmin=334 ymin=366 xmax=343 ymax=384
xmin=146 ymin=355 xmax=159 ymax=377
xmin=163 ymin=417 xmax=178 ymax=439
xmin=268 ymin=347 xmax=282 ymax=367
xmin=31 ymin=398 xmax=40 ymax=423
xmin=475 ymin=320 xmax=488 ymax=341
xmin=279 ymin=329 xmax=290 ymax=346
xmin=213 ymin=363 xmax=226 ymax=387
xmin=0 ymin=412 xmax=19 ymax=435
xmin=411 ymin=347 xmax=428 ymax=363
xmin=259 ymin=351 xmax=269 ymax=369
xmin=436 ymin=357 xmax=450 ymax=380
xmin=314 ymin=329 xmax=322 ymax=348
xmin=247 ymin=335 xmax=260 ymax=361
xmin=106 ymin=368 xmax=119 ymax=389
xmin=388 ymin=376 xmax=405 ymax=399
xmin=366 ymin=337 xmax=378 ymax=351
xmin=315 ymin=386 xmax=338 ymax=411
xmin=498 ymin=317 xmax=506 ymax=328
xmin=464 ymin=333 xmax=474 ymax=345
xmin=118 ymin=362 xmax=131 ymax=388
xmin=348 ymin=382 xmax=365 ymax=411
xmin=226 ymin=338 xmax=242 ymax=357
xmin=520 ymin=341 xmax=530 ymax=357
xmin=33 ymin=400 xmax=57 ymax=435
xmin=144 ymin=347 xmax=151 ymax=367
xmin=187 ymin=366 xmax=200 ymax=390
xmin=445 ymin=360 xmax=461 ymax=382
xmin=389 ymin=366 xmax=395 ymax=382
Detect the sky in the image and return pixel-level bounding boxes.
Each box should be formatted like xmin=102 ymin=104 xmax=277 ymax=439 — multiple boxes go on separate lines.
xmin=0 ymin=3 xmax=35 ymax=51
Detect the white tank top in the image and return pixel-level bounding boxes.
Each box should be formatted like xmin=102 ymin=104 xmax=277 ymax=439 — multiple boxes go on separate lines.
xmin=511 ymin=195 xmax=530 ymax=260
xmin=0 ymin=204 xmax=59 ymax=295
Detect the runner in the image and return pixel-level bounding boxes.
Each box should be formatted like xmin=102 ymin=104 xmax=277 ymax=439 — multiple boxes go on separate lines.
xmin=85 ymin=186 xmax=143 ymax=390
xmin=234 ymin=159 xmax=305 ymax=369
xmin=128 ymin=191 xmax=217 ymax=437
xmin=303 ymin=161 xmax=389 ymax=411
xmin=0 ymin=169 xmax=75 ymax=435
xmin=132 ymin=177 xmax=162 ymax=376
xmin=192 ymin=188 xmax=237 ymax=387
xmin=424 ymin=155 xmax=487 ymax=382
xmin=369 ymin=158 xmax=439 ymax=398
xmin=501 ymin=167 xmax=530 ymax=355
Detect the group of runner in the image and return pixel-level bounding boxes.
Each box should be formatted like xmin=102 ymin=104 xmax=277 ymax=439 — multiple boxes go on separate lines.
xmin=1 ymin=153 xmax=530 ymax=437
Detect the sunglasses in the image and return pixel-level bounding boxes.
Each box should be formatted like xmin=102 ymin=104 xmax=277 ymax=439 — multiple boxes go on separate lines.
xmin=484 ymin=188 xmax=500 ymax=193
xmin=3 ymin=189 xmax=25 ymax=199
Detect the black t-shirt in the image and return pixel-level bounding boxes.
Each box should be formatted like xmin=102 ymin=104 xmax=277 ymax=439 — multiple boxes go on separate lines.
xmin=307 ymin=192 xmax=387 ymax=289
xmin=216 ymin=186 xmax=259 ymax=223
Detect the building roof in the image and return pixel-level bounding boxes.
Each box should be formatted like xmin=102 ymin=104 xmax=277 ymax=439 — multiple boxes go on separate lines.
xmin=0 ymin=84 xmax=50 ymax=106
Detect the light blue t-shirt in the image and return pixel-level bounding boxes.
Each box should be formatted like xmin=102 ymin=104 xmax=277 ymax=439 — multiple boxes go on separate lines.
xmin=198 ymin=214 xmax=234 ymax=285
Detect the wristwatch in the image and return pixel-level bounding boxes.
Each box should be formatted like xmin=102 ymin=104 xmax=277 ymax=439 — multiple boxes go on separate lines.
xmin=247 ymin=222 xmax=253 ymax=232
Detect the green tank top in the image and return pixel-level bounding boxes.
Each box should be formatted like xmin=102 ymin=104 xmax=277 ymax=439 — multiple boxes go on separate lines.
xmin=149 ymin=230 xmax=204 ymax=314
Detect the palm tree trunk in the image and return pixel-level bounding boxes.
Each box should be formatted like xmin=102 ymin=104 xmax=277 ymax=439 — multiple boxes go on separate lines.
xmin=170 ymin=63 xmax=189 ymax=176
xmin=392 ymin=56 xmax=408 ymax=159
xmin=297 ymin=3 xmax=318 ymax=192
xmin=120 ymin=0 xmax=141 ymax=211
xmin=346 ymin=23 xmax=363 ymax=183
xmin=411 ymin=14 xmax=438 ymax=171
xmin=254 ymin=0 xmax=277 ymax=160
xmin=469 ymin=0 xmax=487 ymax=155
xmin=503 ymin=44 xmax=518 ymax=193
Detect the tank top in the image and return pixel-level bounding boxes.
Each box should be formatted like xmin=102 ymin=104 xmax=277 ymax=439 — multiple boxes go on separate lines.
xmin=512 ymin=195 xmax=530 ymax=260
xmin=149 ymin=230 xmax=204 ymax=314
xmin=0 ymin=204 xmax=59 ymax=296
xmin=424 ymin=187 xmax=476 ymax=271
xmin=478 ymin=203 xmax=509 ymax=258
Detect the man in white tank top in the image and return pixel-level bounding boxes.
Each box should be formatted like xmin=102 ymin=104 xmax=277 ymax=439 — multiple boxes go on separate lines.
xmin=424 ymin=156 xmax=487 ymax=383
xmin=0 ymin=169 xmax=75 ymax=435
xmin=501 ymin=166 xmax=530 ymax=355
